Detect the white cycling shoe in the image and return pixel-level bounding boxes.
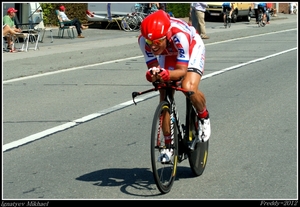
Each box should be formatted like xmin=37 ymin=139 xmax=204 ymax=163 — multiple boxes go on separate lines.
xmin=198 ymin=115 xmax=211 ymax=142
xmin=157 ymin=148 xmax=173 ymax=163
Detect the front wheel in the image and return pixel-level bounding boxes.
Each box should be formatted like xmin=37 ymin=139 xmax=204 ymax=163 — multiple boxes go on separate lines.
xmin=187 ymin=106 xmax=209 ymax=176
xmin=151 ymin=101 xmax=179 ymax=194
xmin=228 ymin=16 xmax=231 ymax=28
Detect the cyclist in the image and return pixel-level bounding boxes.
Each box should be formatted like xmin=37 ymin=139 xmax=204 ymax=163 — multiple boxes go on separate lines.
xmin=257 ymin=2 xmax=267 ymax=25
xmin=222 ymin=2 xmax=234 ymax=26
xmin=138 ymin=10 xmax=211 ymax=162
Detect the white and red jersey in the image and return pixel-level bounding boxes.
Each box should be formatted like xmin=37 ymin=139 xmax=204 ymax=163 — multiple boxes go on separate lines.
xmin=138 ymin=17 xmax=206 ymax=76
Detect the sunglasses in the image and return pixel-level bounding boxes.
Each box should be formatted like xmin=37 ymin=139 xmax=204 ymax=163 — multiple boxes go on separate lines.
xmin=145 ymin=36 xmax=166 ymax=45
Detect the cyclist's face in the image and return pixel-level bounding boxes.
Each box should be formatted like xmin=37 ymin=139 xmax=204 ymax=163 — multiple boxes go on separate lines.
xmin=145 ymin=37 xmax=167 ymax=55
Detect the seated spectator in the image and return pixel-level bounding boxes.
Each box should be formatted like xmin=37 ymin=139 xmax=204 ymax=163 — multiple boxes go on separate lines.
xmin=3 ymin=24 xmax=28 ymax=52
xmin=266 ymin=2 xmax=273 ymax=24
xmin=3 ymin=7 xmax=22 ymax=50
xmin=58 ymin=5 xmax=88 ymax=38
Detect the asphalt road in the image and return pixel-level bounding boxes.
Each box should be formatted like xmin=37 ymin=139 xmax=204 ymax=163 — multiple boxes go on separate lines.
xmin=2 ymin=13 xmax=297 ymax=202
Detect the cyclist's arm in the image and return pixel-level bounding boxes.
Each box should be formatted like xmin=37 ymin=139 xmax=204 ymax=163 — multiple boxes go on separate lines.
xmin=169 ymin=33 xmax=189 ymax=80
xmin=138 ymin=35 xmax=161 ymax=81
xmin=138 ymin=35 xmax=159 ymax=68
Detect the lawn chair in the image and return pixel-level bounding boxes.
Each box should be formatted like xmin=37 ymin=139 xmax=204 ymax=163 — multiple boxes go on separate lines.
xmin=106 ymin=3 xmax=122 ymax=30
xmin=11 ymin=16 xmax=40 ymax=52
xmin=55 ymin=10 xmax=75 ymax=39
xmin=33 ymin=16 xmax=53 ymax=43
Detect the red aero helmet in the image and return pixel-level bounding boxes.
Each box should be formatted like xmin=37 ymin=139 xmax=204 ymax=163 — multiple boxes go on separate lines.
xmin=141 ymin=10 xmax=171 ymax=40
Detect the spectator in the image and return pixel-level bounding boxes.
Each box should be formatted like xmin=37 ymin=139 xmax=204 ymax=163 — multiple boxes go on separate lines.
xmin=289 ymin=2 xmax=296 ymax=14
xmin=252 ymin=2 xmax=259 ymax=24
xmin=266 ymin=2 xmax=273 ymax=24
xmin=266 ymin=3 xmax=277 ymax=17
xmin=58 ymin=5 xmax=88 ymax=38
xmin=192 ymin=2 xmax=209 ymax=39
xmin=159 ymin=3 xmax=167 ymax=11
xmin=142 ymin=3 xmax=151 ymax=14
xmin=3 ymin=7 xmax=22 ymax=50
xmin=149 ymin=2 xmax=160 ymax=12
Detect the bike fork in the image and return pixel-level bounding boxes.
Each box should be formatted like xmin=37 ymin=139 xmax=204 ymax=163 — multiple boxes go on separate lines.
xmin=172 ymin=102 xmax=187 ymax=161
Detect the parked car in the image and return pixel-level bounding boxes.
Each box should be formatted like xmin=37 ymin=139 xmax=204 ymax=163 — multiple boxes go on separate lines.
xmin=205 ymin=2 xmax=252 ymax=22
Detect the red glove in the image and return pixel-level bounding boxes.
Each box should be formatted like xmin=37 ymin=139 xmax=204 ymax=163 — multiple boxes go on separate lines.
xmin=146 ymin=69 xmax=153 ymax=82
xmin=159 ymin=69 xmax=170 ymax=82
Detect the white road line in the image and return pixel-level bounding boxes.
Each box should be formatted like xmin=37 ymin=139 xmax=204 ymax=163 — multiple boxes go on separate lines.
xmin=3 ymin=29 xmax=297 ymax=152
xmin=3 ymin=56 xmax=144 ymax=84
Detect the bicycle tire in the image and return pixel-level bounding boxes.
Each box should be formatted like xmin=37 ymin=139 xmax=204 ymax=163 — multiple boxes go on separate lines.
xmin=120 ymin=15 xmax=138 ymax=32
xmin=151 ymin=101 xmax=179 ymax=194
xmin=187 ymin=106 xmax=209 ymax=176
xmin=134 ymin=14 xmax=144 ymax=31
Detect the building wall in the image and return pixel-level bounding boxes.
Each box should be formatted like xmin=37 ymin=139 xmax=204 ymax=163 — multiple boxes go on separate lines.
xmin=278 ymin=3 xmax=290 ymax=14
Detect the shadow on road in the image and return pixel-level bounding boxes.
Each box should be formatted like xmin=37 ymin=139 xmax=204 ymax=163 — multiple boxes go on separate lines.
xmin=76 ymin=166 xmax=196 ymax=197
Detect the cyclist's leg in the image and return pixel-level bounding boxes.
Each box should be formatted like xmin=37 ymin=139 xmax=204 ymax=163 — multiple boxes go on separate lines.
xmin=182 ymin=71 xmax=210 ymax=142
xmin=229 ymin=7 xmax=233 ymax=17
xmin=182 ymin=35 xmax=205 ymax=114
xmin=182 ymin=35 xmax=210 ymax=141
xmin=182 ymin=72 xmax=205 ymax=116
xmin=159 ymin=89 xmax=171 ymax=139
xmin=222 ymin=7 xmax=226 ymax=25
xmin=263 ymin=9 xmax=267 ymax=23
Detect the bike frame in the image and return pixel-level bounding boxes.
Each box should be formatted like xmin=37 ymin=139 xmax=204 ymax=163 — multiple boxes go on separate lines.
xmin=257 ymin=8 xmax=266 ymax=27
xmin=132 ymin=81 xmax=196 ymax=159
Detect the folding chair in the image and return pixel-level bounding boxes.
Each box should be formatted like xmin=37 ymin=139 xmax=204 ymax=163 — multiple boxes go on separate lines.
xmin=33 ymin=16 xmax=53 ymax=43
xmin=55 ymin=10 xmax=75 ymax=39
xmin=13 ymin=15 xmax=40 ymax=51
xmin=3 ymin=36 xmax=10 ymax=52
xmin=106 ymin=3 xmax=122 ymax=30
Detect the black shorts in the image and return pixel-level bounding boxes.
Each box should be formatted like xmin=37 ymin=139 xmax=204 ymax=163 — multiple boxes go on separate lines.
xmin=258 ymin=5 xmax=266 ymax=13
xmin=188 ymin=67 xmax=203 ymax=77
xmin=223 ymin=6 xmax=231 ymax=13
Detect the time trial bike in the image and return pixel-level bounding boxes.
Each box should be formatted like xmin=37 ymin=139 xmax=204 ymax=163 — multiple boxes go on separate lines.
xmin=132 ymin=80 xmax=209 ymax=194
